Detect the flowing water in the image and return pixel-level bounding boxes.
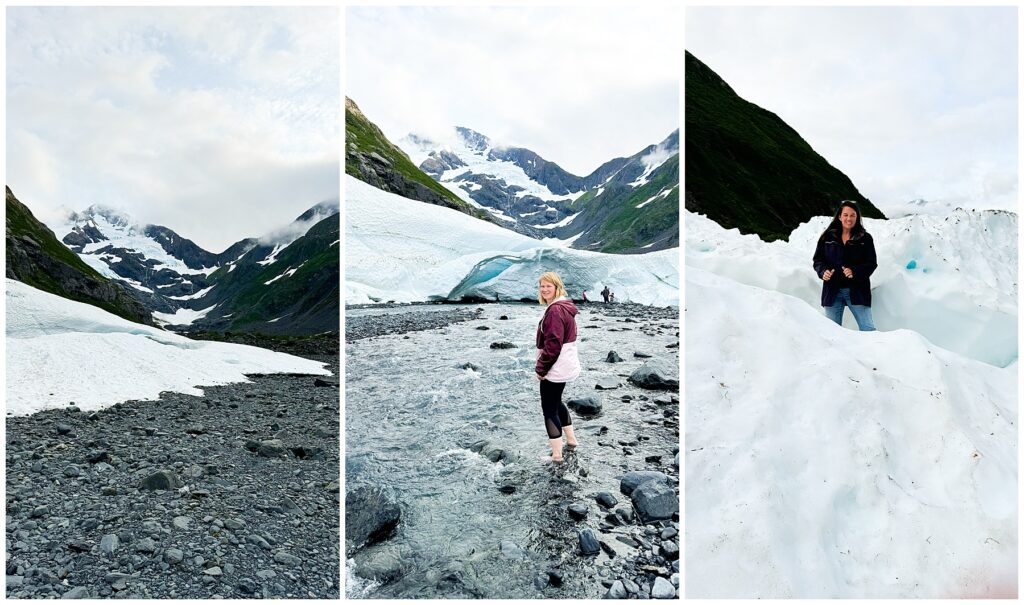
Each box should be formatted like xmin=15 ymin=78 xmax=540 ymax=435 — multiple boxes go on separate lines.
xmin=345 ymin=302 xmax=679 ymax=599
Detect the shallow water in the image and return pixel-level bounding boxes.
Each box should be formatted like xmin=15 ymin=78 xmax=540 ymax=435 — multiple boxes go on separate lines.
xmin=345 ymin=302 xmax=679 ymax=598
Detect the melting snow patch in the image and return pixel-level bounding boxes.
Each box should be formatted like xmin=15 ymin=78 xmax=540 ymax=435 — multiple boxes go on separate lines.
xmin=6 ymin=279 xmax=330 ymax=415
xmin=167 ymin=285 xmax=215 ymax=301
xmin=151 ymin=304 xmax=218 ymax=327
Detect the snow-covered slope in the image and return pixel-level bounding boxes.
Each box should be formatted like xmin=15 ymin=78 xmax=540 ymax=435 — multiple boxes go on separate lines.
xmin=685 ymin=267 xmax=1017 ymax=598
xmin=5 ymin=279 xmax=330 ymax=415
xmin=686 ymin=209 xmax=1018 ymax=367
xmin=345 ymin=176 xmax=678 ymax=306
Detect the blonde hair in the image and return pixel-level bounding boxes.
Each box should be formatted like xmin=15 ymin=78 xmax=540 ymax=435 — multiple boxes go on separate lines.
xmin=538 ymin=272 xmax=568 ymax=305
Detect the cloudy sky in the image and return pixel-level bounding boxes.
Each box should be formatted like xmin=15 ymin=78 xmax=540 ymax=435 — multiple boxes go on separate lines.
xmin=687 ymin=6 xmax=1017 ymax=213
xmin=346 ymin=6 xmax=680 ymax=177
xmin=7 ymin=7 xmax=339 ymax=251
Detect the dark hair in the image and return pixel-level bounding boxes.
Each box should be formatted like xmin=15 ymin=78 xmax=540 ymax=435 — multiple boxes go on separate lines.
xmin=818 ymin=200 xmax=866 ymax=242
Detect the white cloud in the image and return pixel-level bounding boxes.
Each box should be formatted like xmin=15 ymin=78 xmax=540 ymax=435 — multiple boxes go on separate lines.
xmin=346 ymin=6 xmax=680 ymax=177
xmin=687 ymin=6 xmax=1017 ymax=214
xmin=6 ymin=6 xmax=340 ymax=252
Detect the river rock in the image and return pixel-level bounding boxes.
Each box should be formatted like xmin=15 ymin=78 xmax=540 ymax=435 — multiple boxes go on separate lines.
xmin=257 ymin=439 xmax=287 ymax=457
xmin=62 ymin=587 xmax=91 ymax=599
xmin=489 ymin=342 xmax=516 ymax=349
xmin=346 ymin=486 xmax=401 ymax=549
xmin=567 ymin=503 xmax=588 ymax=520
xmin=605 ymin=580 xmax=628 ymax=599
xmin=99 ymin=534 xmax=119 ymax=555
xmin=567 ymin=396 xmax=602 ymax=416
xmin=628 ymin=360 xmax=679 ymax=390
xmin=353 ymin=543 xmax=409 ymax=582
xmin=620 ymin=470 xmax=669 ymax=495
xmin=594 ymin=492 xmax=618 ymax=508
xmin=165 ymin=548 xmax=184 ymax=564
xmin=651 ymin=576 xmax=675 ymax=599
xmin=140 ymin=470 xmax=182 ymax=491
xmin=499 ymin=540 xmax=529 ymax=561
xmin=661 ymin=540 xmax=680 ymax=560
xmin=605 ymin=351 xmax=624 ymax=363
xmin=631 ymin=480 xmax=678 ymax=523
xmin=594 ymin=378 xmax=621 ymax=390
xmin=578 ymin=528 xmax=600 ymax=556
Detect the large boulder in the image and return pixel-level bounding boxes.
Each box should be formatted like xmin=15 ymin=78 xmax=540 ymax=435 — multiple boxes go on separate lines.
xmin=346 ymin=486 xmax=402 ymax=550
xmin=627 ymin=360 xmax=679 ymax=390
xmin=631 ymin=480 xmax=678 ymax=524
xmin=567 ymin=396 xmax=602 ymax=417
xmin=619 ymin=471 xmax=669 ymax=495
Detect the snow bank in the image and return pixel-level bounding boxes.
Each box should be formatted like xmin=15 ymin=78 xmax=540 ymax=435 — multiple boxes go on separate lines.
xmin=685 ymin=267 xmax=1017 ymax=598
xmin=685 ymin=209 xmax=1018 ymax=366
xmin=345 ymin=176 xmax=678 ymax=306
xmin=6 ymin=279 xmax=330 ymax=416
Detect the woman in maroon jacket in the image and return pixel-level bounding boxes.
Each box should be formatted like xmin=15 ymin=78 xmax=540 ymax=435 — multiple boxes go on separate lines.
xmin=535 ymin=272 xmax=581 ymax=462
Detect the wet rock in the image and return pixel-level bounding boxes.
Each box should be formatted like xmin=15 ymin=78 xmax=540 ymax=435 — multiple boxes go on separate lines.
xmin=633 ymin=351 xmax=653 ymax=358
xmin=620 ymin=470 xmax=669 ymax=495
xmin=346 ymin=485 xmax=401 ymax=549
xmin=605 ymin=351 xmax=624 ymax=363
xmin=458 ymin=362 xmax=481 ymax=371
xmin=631 ymin=480 xmax=679 ymax=524
xmin=567 ymin=503 xmax=588 ymax=520
xmin=628 ymin=360 xmax=679 ymax=390
xmin=489 ymin=342 xmax=517 ymax=349
xmin=313 ymin=378 xmax=337 ymax=387
xmin=578 ymin=528 xmax=600 ymax=556
xmin=140 ymin=470 xmax=182 ymax=491
xmin=594 ymin=492 xmax=618 ymax=508
xmin=353 ymin=543 xmax=408 ymax=582
xmin=594 ymin=378 xmax=621 ymax=390
xmin=547 ymin=569 xmax=563 ymax=587
xmin=567 ymin=396 xmax=602 ymax=416
xmin=135 ymin=537 xmax=157 ymax=553
xmin=661 ymin=540 xmax=680 ymax=561
xmin=55 ymin=423 xmax=73 ymax=435
xmin=63 ymin=465 xmax=82 ymax=478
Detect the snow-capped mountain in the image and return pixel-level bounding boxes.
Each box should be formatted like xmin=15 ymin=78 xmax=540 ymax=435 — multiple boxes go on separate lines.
xmin=397 ymin=127 xmax=679 ymax=252
xmin=52 ymin=200 xmax=340 ymax=335
xmin=345 ymin=175 xmax=678 ymax=306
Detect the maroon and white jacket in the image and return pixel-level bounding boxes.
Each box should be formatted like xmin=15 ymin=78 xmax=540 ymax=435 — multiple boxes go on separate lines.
xmin=535 ymin=297 xmax=580 ymax=382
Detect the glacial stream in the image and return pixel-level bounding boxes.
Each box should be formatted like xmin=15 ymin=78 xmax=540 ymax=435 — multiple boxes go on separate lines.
xmin=345 ymin=302 xmax=679 ymax=598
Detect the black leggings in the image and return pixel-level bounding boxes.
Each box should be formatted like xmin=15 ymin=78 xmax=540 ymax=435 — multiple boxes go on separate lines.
xmin=540 ymin=380 xmax=572 ymax=438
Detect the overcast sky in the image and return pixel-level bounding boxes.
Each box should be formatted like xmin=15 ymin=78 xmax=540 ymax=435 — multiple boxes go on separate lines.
xmin=687 ymin=6 xmax=1017 ymax=213
xmin=346 ymin=6 xmax=680 ymax=177
xmin=7 ymin=6 xmax=339 ymax=252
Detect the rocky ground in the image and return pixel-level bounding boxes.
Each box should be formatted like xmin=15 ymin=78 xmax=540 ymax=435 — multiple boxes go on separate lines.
xmin=345 ymin=301 xmax=680 ymax=599
xmin=5 ymin=352 xmax=340 ymax=599
xmin=345 ymin=305 xmax=482 ymax=342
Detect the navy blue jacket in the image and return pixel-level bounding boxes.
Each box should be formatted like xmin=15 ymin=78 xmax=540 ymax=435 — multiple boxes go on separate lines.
xmin=812 ymin=229 xmax=877 ymax=307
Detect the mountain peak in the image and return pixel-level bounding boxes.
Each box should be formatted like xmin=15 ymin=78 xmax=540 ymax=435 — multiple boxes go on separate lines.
xmin=454 ymin=126 xmax=491 ymax=151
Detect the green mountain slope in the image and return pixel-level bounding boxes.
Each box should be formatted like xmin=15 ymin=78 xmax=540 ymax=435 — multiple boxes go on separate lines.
xmin=685 ymin=51 xmax=884 ymax=241
xmin=346 ymin=97 xmax=490 ymax=220
xmin=6 ymin=186 xmax=152 ymax=324
xmin=198 ymin=214 xmax=339 ymax=336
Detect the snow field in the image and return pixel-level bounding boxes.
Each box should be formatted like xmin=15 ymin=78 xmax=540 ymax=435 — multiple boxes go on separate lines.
xmin=685 ymin=268 xmax=1017 ymax=598
xmin=6 ymin=279 xmax=330 ymax=415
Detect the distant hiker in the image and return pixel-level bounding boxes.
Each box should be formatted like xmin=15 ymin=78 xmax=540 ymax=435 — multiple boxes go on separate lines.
xmin=813 ymin=200 xmax=878 ymax=331
xmin=582 ymin=291 xmax=588 ymax=303
xmin=609 ymin=292 xmax=616 ymax=303
xmin=535 ymin=271 xmax=581 ymax=463
xmin=601 ymin=285 xmax=610 ymax=303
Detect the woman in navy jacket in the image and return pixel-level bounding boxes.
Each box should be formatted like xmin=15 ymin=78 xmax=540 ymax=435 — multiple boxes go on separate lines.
xmin=812 ymin=200 xmax=878 ymax=331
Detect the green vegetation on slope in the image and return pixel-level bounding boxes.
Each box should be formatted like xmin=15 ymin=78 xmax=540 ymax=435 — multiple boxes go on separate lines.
xmin=6 ymin=186 xmax=152 ymax=324
xmin=685 ymin=51 xmax=884 ymax=241
xmin=345 ymin=97 xmax=490 ymax=220
xmin=595 ymin=155 xmax=680 ymax=253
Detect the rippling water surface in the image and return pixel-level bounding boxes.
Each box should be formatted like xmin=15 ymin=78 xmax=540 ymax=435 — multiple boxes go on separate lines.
xmin=346 ymin=302 xmax=678 ymax=598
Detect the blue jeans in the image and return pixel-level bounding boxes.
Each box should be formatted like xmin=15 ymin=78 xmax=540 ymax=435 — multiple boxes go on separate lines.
xmin=824 ymin=288 xmax=875 ymax=331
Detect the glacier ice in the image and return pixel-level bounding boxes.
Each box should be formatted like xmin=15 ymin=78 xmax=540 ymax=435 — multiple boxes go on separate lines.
xmin=685 ymin=209 xmax=1017 ymax=366
xmin=345 ymin=176 xmax=678 ymax=306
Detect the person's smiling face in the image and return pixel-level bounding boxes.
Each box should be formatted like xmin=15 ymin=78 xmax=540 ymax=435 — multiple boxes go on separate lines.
xmin=840 ymin=206 xmax=858 ymax=231
xmin=539 ymin=279 xmax=556 ymax=303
